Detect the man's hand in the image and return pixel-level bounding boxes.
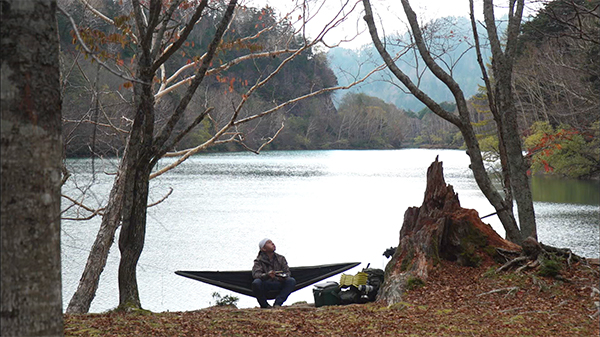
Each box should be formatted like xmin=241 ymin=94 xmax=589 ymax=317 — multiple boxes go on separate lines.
xmin=268 ymin=270 xmax=276 ymax=279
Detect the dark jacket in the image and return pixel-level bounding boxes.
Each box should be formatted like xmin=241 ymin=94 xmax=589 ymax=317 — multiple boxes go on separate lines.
xmin=252 ymin=251 xmax=291 ymax=280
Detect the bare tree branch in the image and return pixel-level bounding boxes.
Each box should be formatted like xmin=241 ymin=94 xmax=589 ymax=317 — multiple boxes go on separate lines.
xmin=58 ymin=5 xmax=146 ymax=84
xmin=151 ymin=0 xmax=208 ymax=72
xmin=362 ymin=0 xmax=462 ymax=126
xmin=150 ymin=59 xmax=388 ymax=179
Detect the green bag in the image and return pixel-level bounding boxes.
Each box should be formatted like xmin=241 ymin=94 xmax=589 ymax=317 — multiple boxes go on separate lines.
xmin=313 ymin=281 xmax=340 ymax=307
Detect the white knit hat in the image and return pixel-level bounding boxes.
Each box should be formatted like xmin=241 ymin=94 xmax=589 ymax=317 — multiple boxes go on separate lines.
xmin=259 ymin=238 xmax=270 ymax=250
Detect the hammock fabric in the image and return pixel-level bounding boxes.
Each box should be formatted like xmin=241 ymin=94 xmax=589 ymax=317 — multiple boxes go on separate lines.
xmin=176 ymin=262 xmax=360 ymax=299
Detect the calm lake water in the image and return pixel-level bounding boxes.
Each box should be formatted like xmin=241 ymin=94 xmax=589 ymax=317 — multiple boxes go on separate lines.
xmin=61 ymin=149 xmax=599 ymax=312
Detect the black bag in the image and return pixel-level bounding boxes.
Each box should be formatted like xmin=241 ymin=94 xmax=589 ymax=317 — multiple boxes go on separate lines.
xmin=338 ymin=267 xmax=385 ymax=304
xmin=362 ymin=268 xmax=384 ymax=302
xmin=339 ymin=286 xmax=361 ymax=305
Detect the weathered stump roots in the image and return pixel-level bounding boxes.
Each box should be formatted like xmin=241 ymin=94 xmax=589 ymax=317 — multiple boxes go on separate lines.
xmin=377 ymin=157 xmax=521 ymax=305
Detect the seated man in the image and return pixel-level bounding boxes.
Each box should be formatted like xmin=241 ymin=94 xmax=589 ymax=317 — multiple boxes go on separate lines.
xmin=251 ymin=238 xmax=296 ymax=308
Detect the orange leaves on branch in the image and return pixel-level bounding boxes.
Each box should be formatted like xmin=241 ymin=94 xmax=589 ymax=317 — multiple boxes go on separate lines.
xmin=526 ymin=129 xmax=578 ymax=156
xmin=525 ymin=127 xmax=579 ymax=173
xmin=541 ymin=160 xmax=554 ymax=172
xmin=215 ymin=75 xmax=250 ymax=93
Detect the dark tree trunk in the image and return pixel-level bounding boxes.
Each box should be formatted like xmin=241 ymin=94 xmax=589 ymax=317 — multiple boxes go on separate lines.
xmin=114 ymin=0 xmax=237 ymax=310
xmin=482 ymin=0 xmax=537 ymax=241
xmin=377 ymin=158 xmax=521 ymax=305
xmin=66 ymin=171 xmax=125 ymax=313
xmin=362 ymin=0 xmax=531 ymax=245
xmin=1 ymin=0 xmax=63 ymax=335
xmin=116 ymin=61 xmax=155 ymax=309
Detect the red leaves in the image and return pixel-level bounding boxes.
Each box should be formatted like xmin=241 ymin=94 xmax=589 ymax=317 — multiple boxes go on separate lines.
xmin=542 ymin=159 xmax=554 ymax=172
xmin=525 ymin=125 xmax=579 ymax=172
xmin=214 ymin=75 xmax=250 ymax=93
xmin=526 ymin=128 xmax=578 ymax=156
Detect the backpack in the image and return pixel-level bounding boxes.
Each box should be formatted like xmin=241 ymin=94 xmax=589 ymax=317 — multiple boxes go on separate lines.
xmin=338 ymin=265 xmax=384 ymax=304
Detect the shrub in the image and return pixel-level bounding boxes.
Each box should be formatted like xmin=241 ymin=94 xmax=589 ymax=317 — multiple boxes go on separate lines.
xmin=211 ymin=292 xmax=239 ymax=307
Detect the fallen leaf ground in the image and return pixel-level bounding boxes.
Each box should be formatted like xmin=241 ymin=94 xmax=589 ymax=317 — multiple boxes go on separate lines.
xmin=65 ymin=259 xmax=599 ymax=336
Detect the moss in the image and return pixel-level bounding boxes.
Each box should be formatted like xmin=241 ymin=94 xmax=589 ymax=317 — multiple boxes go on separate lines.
xmin=455 ymin=225 xmax=489 ymax=267
xmin=72 ymin=327 xmax=104 ymax=336
xmin=483 ymin=245 xmax=498 ymax=257
xmin=399 ymin=247 xmax=415 ymax=272
xmin=458 ymin=243 xmax=481 ymax=267
xmin=388 ymin=301 xmax=413 ymax=311
xmin=505 ymin=315 xmax=526 ymax=324
xmin=538 ymin=256 xmax=562 ymax=277
xmin=436 ymin=308 xmax=453 ymax=315
xmin=482 ymin=266 xmax=498 ymax=278
xmin=406 ymin=276 xmax=425 ymax=291
xmin=431 ymin=234 xmax=441 ymax=265
xmin=111 ymin=302 xmax=152 ymax=314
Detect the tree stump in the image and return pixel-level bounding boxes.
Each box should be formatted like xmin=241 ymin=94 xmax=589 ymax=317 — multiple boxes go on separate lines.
xmin=377 ymin=157 xmax=521 ymax=305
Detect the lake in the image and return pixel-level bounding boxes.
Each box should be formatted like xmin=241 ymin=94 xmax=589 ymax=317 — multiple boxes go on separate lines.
xmin=61 ymin=149 xmax=599 ymax=312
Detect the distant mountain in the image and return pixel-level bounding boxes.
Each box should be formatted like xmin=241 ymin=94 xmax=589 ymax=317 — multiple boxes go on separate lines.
xmin=328 ymin=16 xmax=492 ymax=112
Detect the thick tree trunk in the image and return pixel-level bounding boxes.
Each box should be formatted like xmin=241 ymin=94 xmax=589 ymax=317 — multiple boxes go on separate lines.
xmin=116 ymin=63 xmax=155 ymax=309
xmin=482 ymin=0 xmax=537 ymax=241
xmin=377 ymin=158 xmax=521 ymax=305
xmin=66 ymin=171 xmax=125 ymax=313
xmin=118 ymin=160 xmax=153 ymax=309
xmin=0 ymin=0 xmax=63 ymax=335
xmin=363 ymin=0 xmax=534 ymax=245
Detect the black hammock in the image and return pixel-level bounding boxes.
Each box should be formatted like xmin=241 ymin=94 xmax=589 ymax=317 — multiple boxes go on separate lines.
xmin=175 ymin=262 xmax=360 ymax=299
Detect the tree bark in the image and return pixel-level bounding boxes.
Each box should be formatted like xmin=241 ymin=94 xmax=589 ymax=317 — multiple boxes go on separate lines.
xmin=115 ymin=0 xmax=238 ymax=310
xmin=66 ymin=171 xmax=125 ymax=313
xmin=377 ymin=158 xmax=521 ymax=305
xmin=362 ymin=0 xmax=525 ymax=244
xmin=482 ymin=0 xmax=537 ymax=241
xmin=117 ymin=66 xmax=155 ymax=309
xmin=1 ymin=0 xmax=64 ymax=335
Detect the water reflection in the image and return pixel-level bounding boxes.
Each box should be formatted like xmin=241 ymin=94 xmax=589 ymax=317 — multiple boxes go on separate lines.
xmin=531 ymin=176 xmax=600 ymax=205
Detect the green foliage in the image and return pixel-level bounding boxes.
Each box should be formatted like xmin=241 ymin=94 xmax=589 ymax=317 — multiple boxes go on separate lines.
xmin=211 ymin=292 xmax=239 ymax=307
xmin=524 ymin=122 xmax=599 ymax=178
xmin=415 ymin=102 xmax=456 ymax=120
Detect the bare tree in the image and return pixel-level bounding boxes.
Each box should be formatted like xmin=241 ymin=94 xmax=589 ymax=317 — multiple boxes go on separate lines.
xmin=63 ymin=0 xmax=376 ymax=312
xmin=362 ymin=0 xmax=536 ymax=244
xmin=1 ymin=0 xmax=63 ymax=335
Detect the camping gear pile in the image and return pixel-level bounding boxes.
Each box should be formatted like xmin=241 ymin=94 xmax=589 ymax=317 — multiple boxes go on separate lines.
xmin=313 ymin=265 xmax=384 ymax=307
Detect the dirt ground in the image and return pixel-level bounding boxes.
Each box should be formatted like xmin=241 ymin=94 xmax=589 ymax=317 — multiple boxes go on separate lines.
xmin=65 ymin=259 xmax=599 ymax=336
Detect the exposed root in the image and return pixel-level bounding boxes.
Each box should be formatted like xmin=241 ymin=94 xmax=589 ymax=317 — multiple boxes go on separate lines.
xmin=496 ymin=247 xmax=521 ymax=262
xmin=515 ymin=259 xmax=539 ymax=273
xmin=496 ymin=256 xmax=528 ymax=273
xmin=477 ymin=287 xmax=519 ymax=297
xmin=494 ymin=238 xmax=585 ymax=280
xmin=539 ymin=242 xmax=581 ymax=265
xmin=589 ymin=287 xmax=600 ymax=319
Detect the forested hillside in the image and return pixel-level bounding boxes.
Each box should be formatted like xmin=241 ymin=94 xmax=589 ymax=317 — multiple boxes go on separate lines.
xmin=59 ymin=0 xmax=598 ymax=178
xmin=515 ymin=0 xmax=599 ymax=179
xmin=327 ymin=15 xmax=488 ymax=113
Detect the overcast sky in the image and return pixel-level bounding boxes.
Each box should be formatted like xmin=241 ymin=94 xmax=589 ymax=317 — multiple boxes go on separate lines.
xmin=245 ymin=0 xmax=542 ymax=49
